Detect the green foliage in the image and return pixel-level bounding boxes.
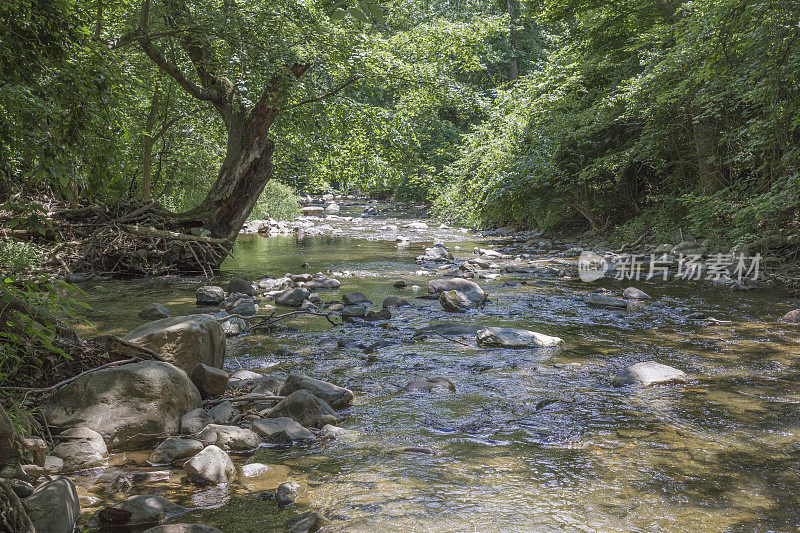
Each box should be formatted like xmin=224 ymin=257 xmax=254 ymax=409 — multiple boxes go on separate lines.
xmin=249 ymin=181 xmax=302 ymax=221
xmin=0 ymin=240 xmax=47 ymax=275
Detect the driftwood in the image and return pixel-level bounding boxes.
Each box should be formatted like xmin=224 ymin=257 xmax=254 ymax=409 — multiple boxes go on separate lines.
xmin=218 ymin=309 xmax=340 ymax=328
xmin=203 ymin=394 xmax=285 ymax=406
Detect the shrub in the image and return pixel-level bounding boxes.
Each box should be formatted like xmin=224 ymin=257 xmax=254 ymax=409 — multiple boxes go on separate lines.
xmin=248 ymin=180 xmax=301 ymax=221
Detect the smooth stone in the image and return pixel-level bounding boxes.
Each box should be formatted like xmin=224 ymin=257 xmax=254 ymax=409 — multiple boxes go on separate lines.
xmin=149 ymin=438 xmax=204 ymax=465
xmin=427 ymin=278 xmax=485 ymax=297
xmin=286 ymin=511 xmax=323 ymax=533
xmin=124 ymin=314 xmax=226 ymax=371
xmin=276 ymin=481 xmax=300 ymax=507
xmin=365 ymin=308 xmax=391 ymax=321
xmin=476 ymin=327 xmax=563 ymax=348
xmin=276 ymin=288 xmax=310 ymax=307
xmin=87 ymin=494 xmax=184 ymax=529
xmin=251 ymin=417 xmax=314 ymax=444
xmin=266 ymin=390 xmax=338 ymax=429
xmin=24 ymin=476 xmax=80 ymax=533
xmin=622 ymin=287 xmax=652 ymax=300
xmin=341 ymin=304 xmax=368 ymax=318
xmin=50 ymin=427 xmax=107 ymax=471
xmin=196 ymin=286 xmax=225 ymax=305
xmin=225 ymin=278 xmax=256 ymax=296
xmin=612 ymin=361 xmax=687 ymax=387
xmin=439 ymin=290 xmax=478 ymax=313
xmin=585 ymin=294 xmax=628 ymax=309
xmin=44 ymin=455 xmax=64 ymax=473
xmin=382 ymin=296 xmax=410 ymax=308
xmin=205 ymin=424 xmax=260 ymax=451
xmin=279 ymin=374 xmax=353 ymax=409
xmin=241 ymin=462 xmax=272 ymax=477
xmin=781 ymin=309 xmax=800 ymax=323
xmin=184 ymin=445 xmax=236 ymax=486
xmin=342 ymin=292 xmax=371 ymax=305
xmin=139 ymin=303 xmax=171 ymax=320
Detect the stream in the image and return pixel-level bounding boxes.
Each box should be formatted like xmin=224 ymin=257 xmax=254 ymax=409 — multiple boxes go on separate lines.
xmin=72 ymin=201 xmax=800 ymax=532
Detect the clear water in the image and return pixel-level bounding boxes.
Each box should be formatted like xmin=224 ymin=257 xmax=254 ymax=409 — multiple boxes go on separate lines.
xmin=74 ymin=202 xmax=800 ymax=532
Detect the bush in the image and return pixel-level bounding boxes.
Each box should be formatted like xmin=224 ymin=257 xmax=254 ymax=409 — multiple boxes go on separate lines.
xmin=248 ymin=180 xmax=301 ymax=221
xmin=0 ymin=239 xmax=46 ymax=274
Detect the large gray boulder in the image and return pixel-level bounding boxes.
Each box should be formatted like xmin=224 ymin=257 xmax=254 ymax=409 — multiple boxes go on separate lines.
xmin=180 ymin=408 xmax=213 ymax=435
xmin=476 ymin=327 xmax=563 ymax=348
xmin=428 ymin=278 xmax=485 ymax=297
xmin=205 ymin=424 xmax=260 ymax=451
xmin=50 ymin=427 xmax=107 ymax=471
xmin=250 ymin=418 xmax=314 ymax=444
xmin=124 ymin=314 xmax=226 ymax=371
xmin=612 ymin=361 xmax=687 ymax=387
xmin=439 ymin=290 xmax=480 ymax=313
xmin=149 ymin=437 xmax=204 ymax=465
xmin=41 ymin=360 xmax=201 ymax=449
xmin=86 ymin=494 xmax=184 ymax=529
xmin=184 ymin=445 xmax=236 ymax=486
xmin=23 ymin=476 xmax=80 ymax=533
xmin=275 ymin=288 xmax=310 ymax=307
xmin=196 ymin=286 xmax=225 ymax=305
xmin=190 ymin=364 xmax=228 ymax=399
xmin=279 ymin=374 xmax=353 ymax=409
xmin=267 ymin=390 xmax=338 ymax=429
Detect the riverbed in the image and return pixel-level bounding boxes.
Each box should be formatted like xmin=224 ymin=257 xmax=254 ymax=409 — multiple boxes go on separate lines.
xmin=74 ymin=201 xmax=800 ymax=532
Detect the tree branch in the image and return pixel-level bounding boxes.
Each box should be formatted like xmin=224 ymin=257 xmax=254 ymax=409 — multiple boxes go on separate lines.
xmin=281 ymin=76 xmax=363 ymax=111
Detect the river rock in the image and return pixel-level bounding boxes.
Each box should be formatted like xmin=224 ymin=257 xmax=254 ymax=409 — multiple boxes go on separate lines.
xmin=139 ymin=303 xmax=171 ymax=320
xmin=196 ymin=286 xmax=225 ymax=305
xmin=428 ymin=278 xmax=485 ymax=298
xmin=476 ymin=327 xmax=563 ymax=348
xmin=286 ymin=511 xmax=322 ymax=533
xmin=50 ymin=427 xmax=107 ymax=471
xmin=417 ymin=244 xmax=453 ymax=262
xmin=393 ymin=280 xmax=408 ymax=289
xmin=41 ymin=360 xmax=201 ymax=449
xmin=206 ymin=424 xmax=260 ymax=451
xmin=44 ymin=455 xmax=64 ymax=474
xmin=342 ymin=292 xmax=370 ymax=305
xmin=251 ymin=417 xmax=315 ymax=444
xmin=181 ymin=408 xmax=213 ymax=435
xmin=225 ymin=296 xmax=257 ymax=316
xmin=221 ymin=316 xmax=247 ymax=336
xmin=241 ymin=462 xmax=272 ymax=477
xmin=305 ymin=277 xmax=340 ymax=290
xmin=86 ymin=494 xmax=184 ymax=529
xmin=184 ymin=445 xmax=236 ymax=485
xmin=341 ymin=304 xmax=368 ymax=318
xmin=266 ymin=390 xmax=338 ymax=428
xmin=585 ymin=294 xmax=628 ymax=309
xmin=191 ymin=364 xmax=229 ymax=399
xmin=301 ymin=206 xmax=324 ymax=216
xmin=403 ymin=377 xmax=455 ymax=392
xmin=365 ymin=308 xmax=391 ymax=321
xmin=276 ymin=481 xmax=300 ymax=507
xmin=124 ymin=314 xmax=226 ymax=371
xmin=279 ymin=374 xmax=354 ymax=409
xmin=612 ymin=361 xmax=687 ymax=386
xmin=23 ymin=476 xmax=80 ymax=533
xmin=780 ymin=309 xmax=800 ymax=323
xmin=149 ymin=437 xmax=204 ymax=465
xmin=144 ymin=525 xmax=223 ymax=533
xmin=325 ymin=203 xmax=340 ymax=213
xmin=622 ymin=287 xmax=651 ymax=300
xmin=225 ymin=278 xmax=256 ymax=296
xmin=439 ymin=290 xmax=479 ymax=313
xmin=382 ymin=296 xmax=410 ymax=307
xmin=208 ymin=401 xmax=235 ymax=424
xmin=276 ymin=288 xmax=310 ymax=307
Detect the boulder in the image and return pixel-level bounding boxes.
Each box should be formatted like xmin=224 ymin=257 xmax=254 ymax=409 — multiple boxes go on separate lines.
xmin=476 ymin=327 xmax=563 ymax=348
xmin=23 ymin=476 xmax=80 ymax=533
xmin=276 ymin=481 xmax=300 ymax=507
xmin=50 ymin=427 xmax=107 ymax=471
xmin=279 ymin=374 xmax=353 ymax=409
xmin=341 ymin=304 xmax=368 ymax=318
xmin=427 ymin=278 xmax=485 ymax=298
xmin=365 ymin=308 xmax=391 ymax=321
xmin=382 ymin=296 xmax=410 ymax=308
xmin=276 ymin=288 xmax=310 ymax=307
xmin=149 ymin=438 xmax=204 ymax=465
xmin=402 ymin=377 xmax=455 ymax=392
xmin=304 ymin=278 xmax=341 ymax=290
xmin=301 ymin=206 xmax=324 ymax=216
xmin=286 ymin=511 xmax=323 ymax=533
xmin=324 ymin=203 xmax=340 ymax=213
xmin=241 ymin=462 xmax=272 ymax=477
xmin=181 ymin=408 xmax=213 ymax=435
xmin=225 ymin=296 xmax=257 ymax=316
xmin=86 ymin=494 xmax=184 ymax=529
xmin=342 ymin=292 xmax=370 ymax=305
xmin=439 ymin=290 xmax=479 ymax=313
xmin=184 ymin=445 xmax=236 ymax=485
xmin=196 ymin=286 xmax=225 ymax=305
xmin=417 ymin=244 xmax=453 ymax=262
xmin=144 ymin=525 xmax=223 ymax=533
xmin=781 ymin=309 xmax=800 ymax=323
xmin=44 ymin=455 xmax=63 ymax=474
xmin=220 ymin=316 xmax=247 ymax=336
xmin=124 ymin=314 xmax=226 ymax=371
xmin=585 ymin=294 xmax=628 ymax=309
xmin=267 ymin=390 xmax=338 ymax=429
xmin=225 ymin=278 xmax=256 ymax=296
xmin=622 ymin=287 xmax=651 ymax=300
xmin=190 ymin=364 xmax=229 ymax=399
xmin=207 ymin=401 xmax=235 ymax=424
xmin=250 ymin=418 xmax=314 ymax=444
xmin=205 ymin=424 xmax=260 ymax=451
xmin=612 ymin=361 xmax=687 ymax=387
xmin=139 ymin=303 xmax=171 ymax=320
xmin=41 ymin=360 xmax=202 ymax=449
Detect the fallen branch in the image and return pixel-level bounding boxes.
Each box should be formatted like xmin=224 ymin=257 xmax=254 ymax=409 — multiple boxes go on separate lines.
xmin=219 ymin=309 xmax=340 ymax=327
xmin=5 ymin=357 xmax=141 ymax=394
xmin=615 ymin=232 xmax=650 ymax=254
xmin=203 ymin=393 xmax=285 ymax=406
xmin=421 ymin=330 xmax=471 ymax=346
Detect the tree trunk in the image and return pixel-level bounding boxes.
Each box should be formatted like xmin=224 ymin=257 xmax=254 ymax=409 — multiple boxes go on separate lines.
xmin=507 ymin=0 xmax=520 ymax=83
xmin=182 ymin=110 xmax=278 ymax=239
xmin=140 ymin=85 xmax=160 ymax=202
xmin=693 ymin=114 xmax=728 ymax=193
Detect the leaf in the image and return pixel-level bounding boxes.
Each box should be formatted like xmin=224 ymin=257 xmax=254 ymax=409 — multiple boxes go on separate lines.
xmin=348 ymin=7 xmax=370 ymax=23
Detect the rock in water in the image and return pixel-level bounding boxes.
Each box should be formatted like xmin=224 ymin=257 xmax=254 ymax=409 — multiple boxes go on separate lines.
xmin=402 ymin=377 xmax=455 ymax=392
xmin=196 ymin=286 xmax=225 ymax=305
xmin=86 ymin=494 xmax=184 ymax=529
xmin=279 ymin=374 xmax=354 ymax=409
xmin=225 ymin=278 xmax=256 ymax=296
xmin=780 ymin=309 xmax=800 ymax=323
xmin=365 ymin=308 xmax=391 ymax=321
xmin=382 ymin=296 xmax=410 ymax=308
xmin=144 ymin=525 xmax=223 ymax=533
xmin=342 ymin=292 xmax=371 ymax=305
xmin=139 ymin=303 xmax=171 ymax=320
xmin=184 ymin=445 xmax=236 ymax=486
xmin=148 ymin=438 xmax=204 ymax=465
xmin=275 ymin=288 xmax=310 ymax=307
xmin=23 ymin=476 xmax=81 ymax=533
xmin=622 ymin=287 xmax=651 ymax=300
xmin=190 ymin=364 xmax=229 ymax=399
xmin=181 ymin=408 xmax=213 ymax=435
xmin=276 ymin=481 xmax=300 ymax=507
xmin=439 ymin=290 xmax=479 ymax=313
xmin=124 ymin=314 xmax=226 ymax=372
xmin=267 ymin=390 xmax=338 ymax=428
xmin=585 ymin=294 xmax=628 ymax=309
xmin=427 ymin=278 xmax=485 ymax=297
xmin=476 ymin=327 xmax=563 ymax=348
xmin=205 ymin=424 xmax=260 ymax=451
xmin=286 ymin=511 xmax=323 ymax=533
xmin=50 ymin=427 xmax=108 ymax=471
xmin=612 ymin=361 xmax=687 ymax=387
xmin=41 ymin=360 xmax=201 ymax=449
xmin=250 ymin=418 xmax=315 ymax=444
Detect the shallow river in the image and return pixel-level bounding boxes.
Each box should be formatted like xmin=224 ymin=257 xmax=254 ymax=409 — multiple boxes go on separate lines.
xmin=74 ymin=202 xmax=800 ymax=532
